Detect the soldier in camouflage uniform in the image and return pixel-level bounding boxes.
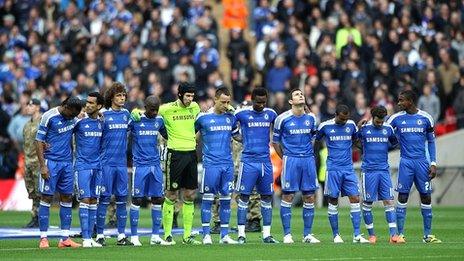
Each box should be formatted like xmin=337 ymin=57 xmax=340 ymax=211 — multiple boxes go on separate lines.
xmin=22 ymin=99 xmax=41 ymax=228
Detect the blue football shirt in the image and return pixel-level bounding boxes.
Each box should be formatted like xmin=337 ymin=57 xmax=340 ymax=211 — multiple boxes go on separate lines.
xmin=315 ymin=118 xmax=358 ymax=171
xmin=36 ymin=107 xmax=76 ymax=162
xmin=386 ymin=110 xmax=436 ymax=162
xmin=273 ymin=110 xmax=317 ymax=157
xmin=74 ymin=114 xmax=103 ymax=170
xmin=100 ymin=108 xmax=130 ymax=167
xmin=129 ymin=114 xmax=165 ymax=166
xmin=195 ymin=110 xmax=238 ymax=166
xmin=234 ymin=107 xmax=277 ymax=163
xmin=357 ymin=122 xmax=397 ymax=171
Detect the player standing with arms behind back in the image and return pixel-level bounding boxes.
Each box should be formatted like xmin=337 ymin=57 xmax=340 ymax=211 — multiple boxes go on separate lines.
xmin=96 ymin=82 xmax=132 ymax=246
xmin=356 ymin=106 xmax=402 ymax=244
xmin=272 ymin=89 xmax=320 ymax=244
xmin=315 ymin=104 xmax=369 ymax=244
xmin=36 ymin=97 xmax=83 ymax=248
xmin=234 ymin=87 xmax=279 ymax=244
xmin=128 ymin=96 xmax=169 ymax=246
xmin=386 ymin=90 xmax=441 ymax=243
xmin=195 ymin=87 xmax=239 ymax=244
xmin=74 ymin=92 xmax=104 ymax=248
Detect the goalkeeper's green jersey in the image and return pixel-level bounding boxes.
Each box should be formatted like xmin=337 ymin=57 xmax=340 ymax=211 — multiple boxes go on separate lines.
xmin=159 ymin=100 xmax=200 ymax=151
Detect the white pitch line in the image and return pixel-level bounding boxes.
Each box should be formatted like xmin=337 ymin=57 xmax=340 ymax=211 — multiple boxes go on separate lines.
xmin=308 ymin=255 xmax=464 ymax=261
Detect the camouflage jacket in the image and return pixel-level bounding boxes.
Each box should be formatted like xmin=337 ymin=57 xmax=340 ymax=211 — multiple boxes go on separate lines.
xmin=23 ymin=116 xmax=41 ymax=167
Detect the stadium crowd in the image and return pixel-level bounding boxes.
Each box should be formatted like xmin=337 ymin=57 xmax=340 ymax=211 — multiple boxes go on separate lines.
xmin=0 ymin=0 xmax=464 ymax=180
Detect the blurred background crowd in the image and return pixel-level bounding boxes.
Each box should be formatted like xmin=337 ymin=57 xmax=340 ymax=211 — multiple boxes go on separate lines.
xmin=1 ymin=0 xmax=463 ymax=179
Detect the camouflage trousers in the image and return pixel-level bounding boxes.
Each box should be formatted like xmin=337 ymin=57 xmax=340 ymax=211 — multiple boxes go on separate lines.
xmin=24 ymin=164 xmax=40 ymax=219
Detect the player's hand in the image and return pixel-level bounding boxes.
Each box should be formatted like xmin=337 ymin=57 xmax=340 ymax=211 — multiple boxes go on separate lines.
xmin=77 ymin=111 xmax=85 ymax=119
xmin=40 ymin=165 xmax=50 ymax=180
xmin=131 ymin=108 xmax=142 ymax=122
xmin=357 ymin=119 xmax=368 ymax=129
xmin=227 ymin=104 xmax=235 ymax=113
xmin=429 ymin=165 xmax=437 ymax=179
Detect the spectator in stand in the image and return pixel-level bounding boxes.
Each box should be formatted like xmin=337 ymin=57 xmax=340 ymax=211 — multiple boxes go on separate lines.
xmin=437 ymin=48 xmax=460 ymax=108
xmin=265 ymin=56 xmax=292 ymax=94
xmin=418 ymin=84 xmax=441 ymax=122
xmin=452 ymin=72 xmax=464 ymax=128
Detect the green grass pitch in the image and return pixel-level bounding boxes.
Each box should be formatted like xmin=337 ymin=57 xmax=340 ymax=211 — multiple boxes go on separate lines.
xmin=0 ymin=206 xmax=463 ymax=260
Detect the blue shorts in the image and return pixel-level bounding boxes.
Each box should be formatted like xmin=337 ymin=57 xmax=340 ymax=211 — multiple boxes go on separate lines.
xmin=200 ymin=164 xmax=234 ymax=196
xmin=39 ymin=159 xmax=73 ymax=196
xmin=132 ymin=165 xmax=164 ymax=198
xmin=325 ymin=169 xmax=359 ymax=198
xmin=396 ymin=158 xmax=432 ymax=195
xmin=280 ymin=156 xmax=318 ymax=194
xmin=100 ymin=166 xmax=128 ymax=197
xmin=76 ymin=169 xmax=102 ymax=199
xmin=235 ymin=162 xmax=273 ymax=196
xmin=361 ymin=170 xmax=394 ymax=202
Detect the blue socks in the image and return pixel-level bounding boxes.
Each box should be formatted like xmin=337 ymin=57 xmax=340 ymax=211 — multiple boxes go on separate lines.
xmin=96 ymin=196 xmax=110 ymax=236
xmin=396 ymin=202 xmax=407 ymax=235
xmin=328 ymin=203 xmax=339 ymax=237
xmin=130 ymin=203 xmax=140 ymax=236
xmin=115 ymin=196 xmax=127 ymax=236
xmin=60 ymin=201 xmax=72 ymax=240
xmin=385 ymin=205 xmax=397 ymax=236
xmin=303 ymin=202 xmax=315 ymax=237
xmin=237 ymin=197 xmax=248 ymax=238
xmin=237 ymin=198 xmax=248 ymax=226
xmin=362 ymin=202 xmax=374 ymax=236
xmin=219 ymin=196 xmax=231 ymax=238
xmin=201 ymin=194 xmax=214 ymax=236
xmin=421 ymin=203 xmax=433 ymax=237
xmin=280 ymin=200 xmax=292 ymax=236
xmin=79 ymin=203 xmax=90 ymax=239
xmin=151 ymin=204 xmax=162 ymax=236
xmin=261 ymin=199 xmax=272 ymax=238
xmin=38 ymin=200 xmax=50 ymax=238
xmin=350 ymin=203 xmax=361 ymax=237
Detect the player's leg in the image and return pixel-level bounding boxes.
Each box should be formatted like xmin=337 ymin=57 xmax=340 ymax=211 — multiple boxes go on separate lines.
xmin=163 ymin=149 xmax=181 ymax=242
xmin=257 ymin=162 xmax=277 ymax=243
xmin=38 ymin=159 xmax=60 ymax=246
xmin=37 ymin=159 xmax=56 ymax=248
xmin=235 ymin=162 xmax=258 ymax=242
xmin=396 ymin=158 xmax=414 ymax=238
xmin=77 ymin=169 xmax=92 ymax=246
xmin=342 ymin=170 xmax=368 ymax=243
xmin=180 ymin=151 xmax=199 ymax=244
xmin=218 ymin=165 xmax=236 ymax=244
xmin=280 ymin=156 xmax=298 ymax=244
xmin=129 ymin=166 xmax=147 ymax=246
xmin=88 ymin=169 xmax=102 ymax=245
xmin=414 ymin=160 xmax=441 ymax=243
xmin=325 ymin=170 xmax=342 ymax=241
xmin=148 ymin=165 xmax=167 ymax=245
xmin=115 ymin=166 xmax=131 ymax=245
xmin=96 ymin=166 xmax=114 ymax=244
xmin=378 ymin=170 xmax=399 ymax=242
xmin=361 ymin=171 xmax=378 ymax=241
xmin=199 ymin=166 xmax=218 ymax=244
xmin=301 ymin=156 xmax=319 ymax=243
xmin=57 ymin=162 xmax=81 ymax=248
xmin=301 ymin=193 xmax=318 ymax=242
